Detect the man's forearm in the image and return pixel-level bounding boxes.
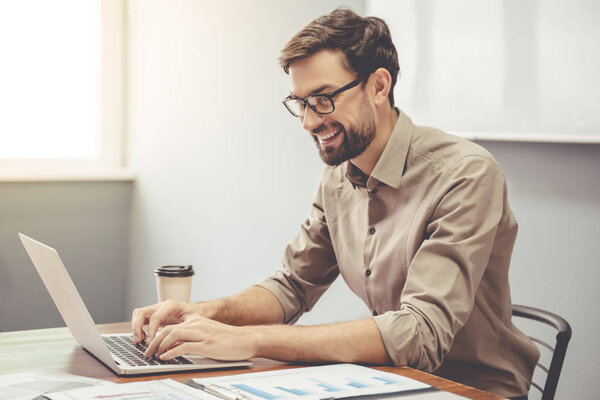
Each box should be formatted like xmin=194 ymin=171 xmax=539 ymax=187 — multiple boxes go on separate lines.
xmin=198 ymin=285 xmax=285 ymax=326
xmin=202 ymin=288 xmax=391 ymax=364
xmin=142 ymin=294 xmax=392 ymax=364
xmin=250 ymin=318 xmax=391 ymax=364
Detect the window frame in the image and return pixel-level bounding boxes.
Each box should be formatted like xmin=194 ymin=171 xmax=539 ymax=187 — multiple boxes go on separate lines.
xmin=0 ymin=0 xmax=133 ymax=181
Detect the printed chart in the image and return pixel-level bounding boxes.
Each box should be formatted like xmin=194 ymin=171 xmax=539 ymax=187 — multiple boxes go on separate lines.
xmin=193 ymin=364 xmax=431 ymax=399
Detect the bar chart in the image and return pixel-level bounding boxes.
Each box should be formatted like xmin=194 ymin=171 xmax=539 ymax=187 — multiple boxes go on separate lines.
xmin=193 ymin=364 xmax=431 ymax=400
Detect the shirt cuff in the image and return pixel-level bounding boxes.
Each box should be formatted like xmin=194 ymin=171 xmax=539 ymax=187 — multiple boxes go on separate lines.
xmin=373 ymin=309 xmax=437 ymax=370
xmin=256 ymin=272 xmax=306 ymax=324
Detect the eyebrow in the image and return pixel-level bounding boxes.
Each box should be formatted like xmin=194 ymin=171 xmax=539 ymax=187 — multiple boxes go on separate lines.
xmin=289 ymin=83 xmax=336 ymax=99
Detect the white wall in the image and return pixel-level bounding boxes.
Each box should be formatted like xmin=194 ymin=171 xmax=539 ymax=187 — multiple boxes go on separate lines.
xmin=125 ymin=0 xmax=368 ymax=324
xmin=368 ymin=0 xmax=600 ymax=140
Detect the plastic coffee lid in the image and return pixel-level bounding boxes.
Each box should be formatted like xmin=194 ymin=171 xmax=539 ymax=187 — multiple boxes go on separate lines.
xmin=154 ymin=265 xmax=195 ymax=277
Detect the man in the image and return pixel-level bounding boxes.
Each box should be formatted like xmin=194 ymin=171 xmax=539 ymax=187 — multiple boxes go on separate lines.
xmin=132 ymin=8 xmax=539 ymax=399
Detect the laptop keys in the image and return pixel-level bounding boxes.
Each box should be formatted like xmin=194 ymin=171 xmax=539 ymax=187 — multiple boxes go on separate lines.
xmin=103 ymin=335 xmax=193 ymax=366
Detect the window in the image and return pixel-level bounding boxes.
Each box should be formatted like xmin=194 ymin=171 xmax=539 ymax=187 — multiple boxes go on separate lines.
xmin=0 ymin=0 xmax=130 ymax=180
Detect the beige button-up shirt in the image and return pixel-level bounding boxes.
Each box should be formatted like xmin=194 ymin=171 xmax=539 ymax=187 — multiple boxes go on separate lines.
xmin=259 ymin=110 xmax=539 ymax=398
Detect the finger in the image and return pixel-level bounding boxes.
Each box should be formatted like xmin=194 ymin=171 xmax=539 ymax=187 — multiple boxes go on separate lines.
xmin=131 ymin=304 xmax=158 ymax=343
xmin=160 ymin=342 xmax=197 ymax=360
xmin=155 ymin=327 xmax=192 ymax=357
xmin=146 ymin=301 xmax=179 ymax=342
xmin=144 ymin=324 xmax=173 ymax=358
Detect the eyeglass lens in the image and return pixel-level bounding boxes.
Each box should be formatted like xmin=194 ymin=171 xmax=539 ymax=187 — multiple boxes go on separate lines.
xmin=285 ymin=95 xmax=333 ymax=117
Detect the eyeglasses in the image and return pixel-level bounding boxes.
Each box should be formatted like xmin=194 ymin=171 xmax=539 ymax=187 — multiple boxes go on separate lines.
xmin=282 ymin=75 xmax=367 ymax=118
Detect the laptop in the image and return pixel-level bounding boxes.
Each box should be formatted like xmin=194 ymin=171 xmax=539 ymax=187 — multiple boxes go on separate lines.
xmin=19 ymin=233 xmax=252 ymax=375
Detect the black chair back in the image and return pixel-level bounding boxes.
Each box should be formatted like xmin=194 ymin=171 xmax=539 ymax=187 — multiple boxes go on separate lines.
xmin=512 ymin=304 xmax=572 ymax=400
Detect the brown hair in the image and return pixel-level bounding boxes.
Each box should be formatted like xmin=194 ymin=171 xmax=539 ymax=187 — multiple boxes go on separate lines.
xmin=279 ymin=8 xmax=400 ymax=106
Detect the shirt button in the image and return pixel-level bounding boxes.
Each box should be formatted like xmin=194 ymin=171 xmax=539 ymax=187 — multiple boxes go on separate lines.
xmin=369 ymin=227 xmax=376 ymax=235
xmin=365 ymin=269 xmax=371 ymax=277
xmin=372 ymin=310 xmax=378 ymax=316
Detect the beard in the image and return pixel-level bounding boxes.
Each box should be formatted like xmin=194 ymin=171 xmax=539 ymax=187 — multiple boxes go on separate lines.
xmin=313 ymin=96 xmax=376 ymax=166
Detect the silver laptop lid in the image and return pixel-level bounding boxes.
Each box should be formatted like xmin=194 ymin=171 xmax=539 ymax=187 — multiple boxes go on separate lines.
xmin=19 ymin=233 xmax=119 ymax=371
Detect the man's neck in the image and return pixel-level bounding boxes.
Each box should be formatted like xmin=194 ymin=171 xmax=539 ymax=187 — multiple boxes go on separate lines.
xmin=350 ymin=107 xmax=399 ymax=177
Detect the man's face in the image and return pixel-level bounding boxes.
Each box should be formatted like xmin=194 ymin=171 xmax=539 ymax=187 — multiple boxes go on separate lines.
xmin=288 ymin=50 xmax=375 ymax=166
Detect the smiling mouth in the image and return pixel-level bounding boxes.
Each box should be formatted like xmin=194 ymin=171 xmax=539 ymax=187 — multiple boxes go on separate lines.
xmin=316 ymin=128 xmax=343 ymax=145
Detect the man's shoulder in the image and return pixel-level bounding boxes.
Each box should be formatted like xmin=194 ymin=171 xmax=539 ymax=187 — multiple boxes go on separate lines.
xmin=409 ymin=124 xmax=499 ymax=173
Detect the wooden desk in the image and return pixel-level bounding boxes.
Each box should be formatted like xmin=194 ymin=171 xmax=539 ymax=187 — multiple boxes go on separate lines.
xmin=0 ymin=323 xmax=505 ymax=400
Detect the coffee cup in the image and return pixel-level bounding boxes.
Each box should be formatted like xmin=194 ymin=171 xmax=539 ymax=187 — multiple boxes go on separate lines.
xmin=154 ymin=265 xmax=195 ymax=302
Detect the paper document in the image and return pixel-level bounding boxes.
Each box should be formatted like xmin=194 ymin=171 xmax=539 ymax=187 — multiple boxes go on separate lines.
xmin=0 ymin=371 xmax=113 ymax=400
xmin=192 ymin=363 xmax=433 ymax=399
xmin=47 ymin=378 xmax=213 ymax=400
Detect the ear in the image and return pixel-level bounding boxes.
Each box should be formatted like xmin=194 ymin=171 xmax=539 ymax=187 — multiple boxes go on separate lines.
xmin=369 ymin=67 xmax=392 ymax=107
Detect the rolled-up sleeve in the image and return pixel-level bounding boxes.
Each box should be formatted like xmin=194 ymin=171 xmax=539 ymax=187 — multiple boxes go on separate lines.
xmin=258 ymin=183 xmax=339 ymax=324
xmin=374 ymin=156 xmax=508 ymax=371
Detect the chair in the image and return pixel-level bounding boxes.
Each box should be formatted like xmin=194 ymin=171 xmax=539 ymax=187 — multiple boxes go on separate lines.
xmin=512 ymin=304 xmax=572 ymax=400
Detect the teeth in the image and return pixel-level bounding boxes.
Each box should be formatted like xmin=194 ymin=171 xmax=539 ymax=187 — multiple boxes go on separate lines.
xmin=318 ymin=129 xmax=340 ymax=141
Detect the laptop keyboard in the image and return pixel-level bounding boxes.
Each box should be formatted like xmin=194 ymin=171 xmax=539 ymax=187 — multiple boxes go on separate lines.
xmin=103 ymin=335 xmax=193 ymax=367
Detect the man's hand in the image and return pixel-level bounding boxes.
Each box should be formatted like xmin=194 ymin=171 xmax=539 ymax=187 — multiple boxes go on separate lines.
xmin=131 ymin=299 xmax=208 ymax=343
xmin=131 ymin=286 xmax=283 ymax=345
xmin=143 ymin=316 xmax=257 ymax=361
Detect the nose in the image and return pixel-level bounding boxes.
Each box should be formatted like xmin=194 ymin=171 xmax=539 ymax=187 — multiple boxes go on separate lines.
xmin=301 ymin=107 xmax=324 ymax=133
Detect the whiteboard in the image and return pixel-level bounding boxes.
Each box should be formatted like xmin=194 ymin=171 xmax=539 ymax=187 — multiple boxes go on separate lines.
xmin=366 ymin=0 xmax=600 ymax=143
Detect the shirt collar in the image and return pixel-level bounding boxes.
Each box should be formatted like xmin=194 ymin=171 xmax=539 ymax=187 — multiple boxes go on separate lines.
xmin=346 ymin=108 xmax=413 ymax=190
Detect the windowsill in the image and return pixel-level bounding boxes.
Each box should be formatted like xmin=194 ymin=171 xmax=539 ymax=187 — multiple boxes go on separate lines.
xmin=0 ymin=166 xmax=136 ymax=182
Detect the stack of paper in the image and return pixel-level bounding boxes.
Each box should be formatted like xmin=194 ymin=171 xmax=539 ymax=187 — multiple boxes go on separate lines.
xmin=0 ymin=371 xmax=113 ymax=400
xmin=47 ymin=378 xmax=213 ymax=400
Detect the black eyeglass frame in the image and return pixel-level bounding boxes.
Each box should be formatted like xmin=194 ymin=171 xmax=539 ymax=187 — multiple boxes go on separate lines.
xmin=282 ymin=74 xmax=368 ymax=117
